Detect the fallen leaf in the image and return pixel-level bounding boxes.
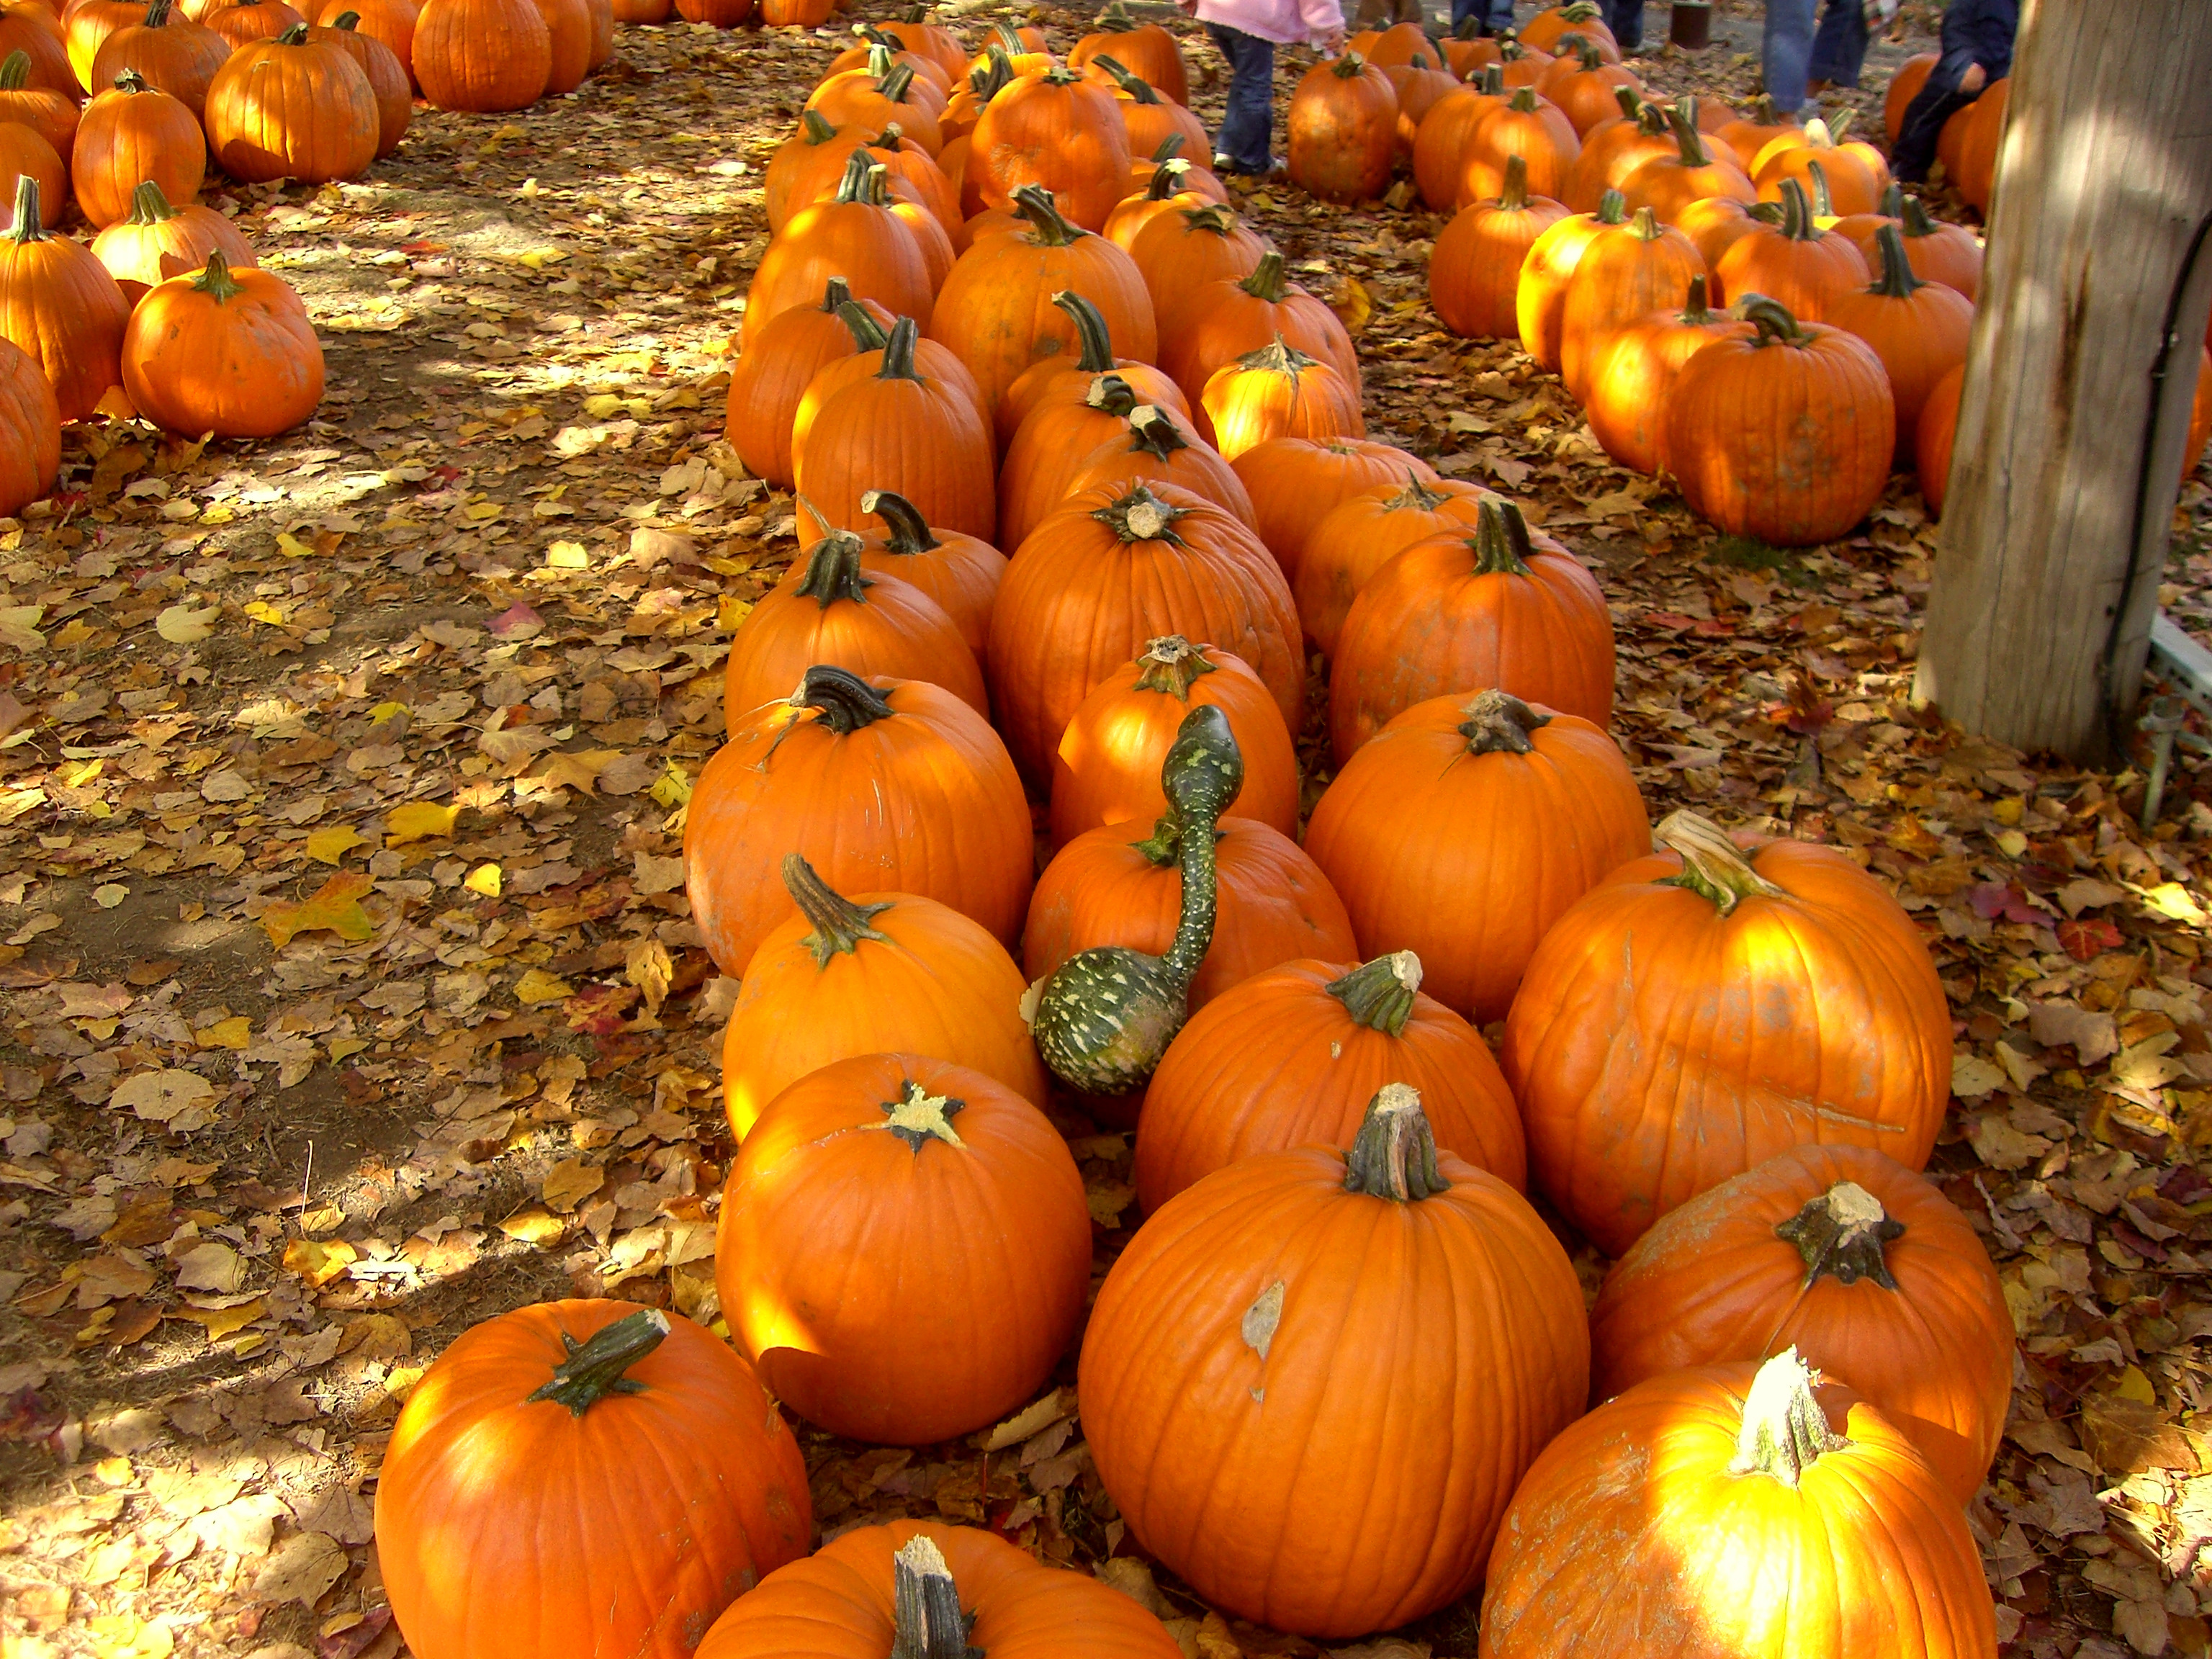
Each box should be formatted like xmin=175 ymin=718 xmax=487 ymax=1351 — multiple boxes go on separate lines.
xmin=261 ymin=873 xmax=376 ymax=948
xmin=384 ymin=802 xmax=459 ymax=845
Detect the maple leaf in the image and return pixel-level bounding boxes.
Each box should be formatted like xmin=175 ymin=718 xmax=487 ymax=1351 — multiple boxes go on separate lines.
xmin=2057 ymin=917 xmax=2124 ymax=962
xmin=260 ymin=873 xmax=377 ymax=948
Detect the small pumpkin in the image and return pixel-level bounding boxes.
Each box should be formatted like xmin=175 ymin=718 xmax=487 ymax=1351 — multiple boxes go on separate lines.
xmin=1306 ymin=688 xmax=1649 ymax=1022
xmin=720 ymin=855 xmax=1047 ymax=1138
xmin=377 ymin=1303 xmax=813 ymax=1659
xmin=63 ymin=0 xmax=145 ymax=89
xmin=995 ymin=286 xmax=1185 ymax=453
xmin=1713 ymin=176 xmax=1870 ymax=323
xmin=1591 ymin=1143 xmax=2013 ymax=1506
xmin=1556 ymin=201 xmax=1707 ymax=400
xmin=1431 ymin=151 xmax=1569 ymax=340
xmin=1050 ymin=634 xmax=1298 ymax=846
xmin=201 ymin=23 xmax=378 ymax=185
xmin=1852 ymin=187 xmax=1981 ymax=302
xmin=409 ymin=0 xmax=549 ymax=116
xmin=90 ymin=177 xmax=254 ymax=302
xmin=0 ymin=115 xmax=62 ymax=227
xmin=742 ymin=153 xmax=936 ymax=351
xmin=1286 ymin=52 xmax=1395 ymax=204
xmin=1884 ymin=52 xmax=1937 ymax=141
xmin=696 ymin=1524 xmax=1184 ymax=1659
xmin=1514 ymin=186 xmax=1624 ymax=374
xmin=723 ymin=277 xmax=889 ymax=488
xmin=1583 ymin=273 xmax=1750 ymax=475
xmin=1330 ymin=498 xmax=1616 ymax=762
xmin=1069 ymin=0 xmax=1186 ymax=104
xmin=1752 ymin=111 xmax=1887 ymax=215
xmin=1200 ymin=334 xmax=1363 ymax=461
xmin=685 ymin=666 xmax=1033 ymax=975
xmin=1456 ymin=82 xmax=1580 ymax=207
xmin=0 ymin=328 xmax=59 ymax=518
xmin=1480 ymin=1351 xmax=1997 ymax=1659
xmin=1089 ymin=53 xmax=1204 ymax=161
xmin=122 ymin=250 xmax=321 ymax=437
xmin=0 ymin=176 xmax=130 ymax=421
xmin=1100 ymin=161 xmax=1208 ymax=253
xmin=309 ymin=9 xmax=409 ymax=153
xmin=1663 ymin=293 xmax=1894 ymax=548
xmin=1157 ymin=248 xmax=1358 ymax=424
xmin=1 ymin=47 xmax=81 ymax=148
xmin=727 ymin=527 xmax=985 ymax=717
xmin=790 ymin=301 xmax=983 ymax=464
xmin=1081 ymin=1085 xmax=1589 ymax=1638
xmin=1537 ymin=32 xmax=1636 ymax=136
xmin=1519 ymin=0 xmax=1617 ymax=57
xmin=832 ymin=487 xmax=1004 ymax=666
xmin=996 ymin=369 xmax=1144 ymax=552
xmin=1822 ymin=220 xmax=1974 ymax=462
xmin=1502 ymin=808 xmax=1951 ymax=1255
xmin=1292 ymin=472 xmax=1491 ymax=656
xmin=1229 ymin=434 xmax=1432 ymax=585
xmin=202 ymin=0 xmax=301 ymax=50
xmin=73 ymin=67 xmax=202 ymax=225
xmin=716 ymin=1053 xmax=1091 ymax=1444
xmin=670 ymin=0 xmax=750 ymax=28
xmin=806 ymin=49 xmax=944 ymax=156
xmin=1617 ymin=96 xmax=1755 ymax=222
xmin=1136 ymin=952 xmax=1526 ymax=1214
xmin=303 ymin=0 xmax=412 ymax=79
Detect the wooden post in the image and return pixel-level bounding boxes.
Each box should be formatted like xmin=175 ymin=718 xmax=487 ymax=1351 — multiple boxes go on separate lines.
xmin=1912 ymin=0 xmax=2212 ymax=764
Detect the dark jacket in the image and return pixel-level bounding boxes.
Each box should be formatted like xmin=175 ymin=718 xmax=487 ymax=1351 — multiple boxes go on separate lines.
xmin=1942 ymin=0 xmax=2018 ymax=76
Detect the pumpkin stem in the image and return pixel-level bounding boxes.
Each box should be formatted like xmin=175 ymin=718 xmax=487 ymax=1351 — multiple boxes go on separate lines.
xmin=1825 ymin=106 xmax=1856 ymax=143
xmin=1560 ymin=0 xmax=1600 ymax=17
xmin=113 ymin=67 xmax=149 ymax=91
xmin=1663 ymin=97 xmax=1712 ymax=169
xmin=1496 ymin=152 xmax=1529 ymax=210
xmin=1776 ymin=176 xmax=1820 ymax=242
xmin=1130 ymin=634 xmax=1215 ymax=700
xmin=800 ymin=107 xmax=839 ymax=144
xmin=990 ymin=19 xmax=1026 ymax=53
xmin=191 ymin=249 xmax=244 ymax=305
xmin=1727 ymin=1349 xmax=1846 ymax=1488
xmin=874 ymin=315 xmax=923 ymax=382
xmin=1238 ymin=249 xmax=1290 ymax=303
xmin=1653 ymin=807 xmax=1784 ymax=915
xmin=1095 ymin=0 xmax=1138 ymax=32
xmin=1876 ymin=180 xmax=1902 ymax=218
xmin=145 ymin=0 xmax=174 ymax=22
xmin=1867 ymin=221 xmax=1925 ymax=300
xmin=814 ymin=274 xmax=855 ymax=315
xmin=1123 ymin=404 xmax=1190 ymax=461
xmin=6 ymin=176 xmax=43 ymax=246
xmin=1341 ymin=1084 xmax=1449 ymax=1201
xmin=331 ymin=9 xmax=361 ymax=25
xmin=860 ymin=489 xmax=941 ymax=554
xmin=834 ymin=151 xmax=891 ymax=206
xmin=1151 ymin=131 xmax=1186 ymax=163
xmin=1236 ymin=333 xmax=1319 ymax=379
xmin=974 ymin=46 xmax=1014 ymax=100
xmin=1476 ymin=63 xmax=1503 ymax=95
xmin=1011 ymin=184 xmax=1085 ymax=246
xmin=1565 ymin=34 xmax=1601 ymax=71
xmin=1457 ymin=686 xmax=1550 ymax=755
xmin=1156 ymin=703 xmax=1244 ymax=988
xmin=1505 ymin=84 xmax=1538 ymax=114
xmin=1678 ymin=271 xmax=1712 ymax=325
xmin=1469 ymin=498 xmax=1535 ymax=576
xmin=126 ymin=179 xmax=181 ymax=225
xmin=1095 ymin=54 xmax=1164 ymax=104
xmin=1628 ymin=204 xmax=1665 ymax=242
xmin=1130 ymin=813 xmax=1181 ymax=868
xmin=1388 ymin=470 xmax=1452 ymax=512
xmin=1052 ymin=289 xmax=1117 ymax=373
xmin=1096 ymin=482 xmax=1187 ymax=544
xmin=1142 ymin=158 xmax=1191 ymax=202
xmin=880 ymin=1078 xmax=967 ymax=1154
xmin=0 ymin=50 xmax=28 ymax=89
xmin=1326 ymin=952 xmax=1422 ymax=1037
xmin=791 ymin=530 xmax=873 ymax=609
xmin=1331 ymin=51 xmax=1367 ymax=78
xmin=889 ymin=1535 xmax=980 ymax=1659
xmin=1085 ymin=372 xmax=1139 ymax=418
xmin=1774 ymin=1180 xmax=1905 ymax=1290
xmin=274 ymin=21 xmax=309 ymax=42
xmin=1898 ymin=192 xmax=1943 ymax=240
xmin=781 ymin=852 xmax=892 ymax=966
xmin=1611 ymin=83 xmax=1640 ymax=120
xmin=835 ymin=298 xmax=892 ymax=351
xmin=1594 ymin=186 xmax=1627 ymax=225
xmin=525 ymin=1308 xmax=669 ymax=1416
xmin=793 ymin=664 xmax=896 ymax=734
xmin=1802 ymin=157 xmax=1836 ymax=220
xmin=1178 ymin=202 xmax=1238 ymax=239
xmin=1738 ymin=292 xmax=1809 ymax=348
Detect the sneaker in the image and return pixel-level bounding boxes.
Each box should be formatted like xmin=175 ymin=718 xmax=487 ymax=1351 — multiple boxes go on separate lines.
xmin=1212 ymin=153 xmax=1236 ymax=171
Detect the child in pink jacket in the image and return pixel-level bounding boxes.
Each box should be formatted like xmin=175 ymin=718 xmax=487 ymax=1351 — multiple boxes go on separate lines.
xmin=1179 ymin=0 xmax=1347 ymax=175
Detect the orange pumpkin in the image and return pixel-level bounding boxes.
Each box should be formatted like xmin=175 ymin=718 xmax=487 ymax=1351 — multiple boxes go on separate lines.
xmin=716 ymin=1053 xmax=1090 ymax=1444
xmin=0 ymin=115 xmax=61 ymax=226
xmin=685 ymin=667 xmax=1033 ymax=974
xmin=1753 ymin=112 xmax=1888 ymax=216
xmin=1431 ymin=151 xmax=1570 ymax=339
xmin=0 ymin=3 xmax=73 ymax=95
xmin=86 ymin=0 xmax=220 ymax=109
xmin=1714 ymin=176 xmax=1870 ymax=322
xmin=1410 ymin=66 xmax=1503 ymax=212
xmin=788 ymin=302 xmax=982 ymax=464
xmin=1664 ymin=294 xmax=1894 ymax=547
xmin=1330 ymin=499 xmax=1615 ymax=761
xmin=723 ymin=276 xmax=887 ymax=488
xmin=302 ymin=0 xmax=412 ymax=78
xmin=0 ymin=176 xmax=130 ymax=420
xmin=1537 ymin=32 xmax=1636 ymax=136
xmin=202 ymin=0 xmax=300 ymax=50
xmin=0 ymin=328 xmax=58 ymax=518
xmin=1456 ymin=82 xmax=1579 ymax=207
xmin=1293 ymin=472 xmax=1491 ymax=656
xmin=1503 ymin=809 xmax=1950 ymax=1255
xmin=995 ymin=287 xmax=1186 ymax=454
xmin=122 ymin=250 xmax=321 ymax=437
xmin=1514 ymin=186 xmax=1624 ymax=373
xmin=1617 ymin=96 xmax=1756 ymax=222
xmin=1126 ymin=199 xmax=1264 ymax=313
xmin=1070 ymin=0 xmax=1187 ymax=104
xmin=1953 ymin=77 xmax=2007 ymax=214
xmin=1822 ymin=220 xmax=1974 ymax=462
xmin=1090 ymin=54 xmax=1205 ymax=160
xmin=996 ymin=370 xmax=1147 ymax=552
xmin=1520 ymin=0 xmax=1617 ymax=56
xmin=1866 ymin=189 xmax=1981 ymax=302
xmin=741 ymin=153 xmax=935 ymax=351
xmin=528 ymin=0 xmax=585 ymax=92
xmin=1102 ymin=170 xmax=1210 ymax=256
xmin=1591 ymin=1143 xmax=2013 ymax=1506
xmin=1286 ymin=51 xmax=1395 ymax=204
xmin=90 ymin=176 xmax=253 ymax=301
xmin=310 ymin=11 xmax=409 ymax=154
xmin=1137 ymin=952 xmax=1526 ymax=1214
xmin=1917 ymin=360 xmax=1962 ymax=514
xmin=1200 ymin=334 xmax=1363 ymax=460
xmin=968 ymin=65 xmax=1130 ymax=230
xmin=1061 ymin=400 xmax=1256 ymax=526
xmin=1082 ymin=1086 xmax=1589 ymax=1637
xmin=1884 ymin=52 xmax=1937 ymax=142
xmin=826 ymin=487 xmax=1004 ymax=667
xmin=1050 ymin=634 xmax=1298 ymax=847
xmin=410 ymin=0 xmax=549 ymax=114
xmin=1560 ymin=85 xmax=1670 ymax=211
xmin=201 ymin=24 xmax=378 ymax=184
xmin=0 ymin=46 xmax=76 ymax=150
xmin=1306 ymin=688 xmax=1648 ymax=1022
xmin=63 ymin=0 xmax=144 ymax=89
xmin=1229 ymin=433 xmax=1432 ymax=584
xmin=1556 ymin=201 xmax=1706 ymax=400
xmin=1583 ymin=273 xmax=1751 ymax=475
xmin=73 ymin=68 xmax=202 ymax=224
xmin=378 ymin=1302 xmax=812 ymax=1659
xmin=807 ymin=51 xmax=944 ymax=156
xmin=1157 ymin=248 xmax=1358 ymax=420
xmin=1483 ymin=1352 xmax=1998 ymax=1658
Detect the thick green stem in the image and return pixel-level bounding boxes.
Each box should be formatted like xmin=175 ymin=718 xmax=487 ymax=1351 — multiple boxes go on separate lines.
xmin=835 ymin=298 xmax=891 ymax=351
xmin=1085 ymin=372 xmax=1139 ymax=418
xmin=1678 ymin=271 xmax=1712 ymax=325
xmin=1496 ymin=152 xmax=1529 ymax=211
xmin=6 ymin=176 xmax=42 ymax=246
xmin=799 ymin=107 xmax=838 ymax=144
xmin=1053 ymin=289 xmax=1116 ymax=373
xmin=1457 ymin=686 xmax=1550 ymax=754
xmin=1899 ymin=192 xmax=1944 ymax=240
xmin=1326 ymin=951 xmax=1421 ymax=1036
xmin=781 ymin=852 xmax=892 ymax=966
xmin=0 ymin=50 xmax=29 ymax=88
xmin=1867 ymin=220 xmax=1925 ymax=299
xmin=1156 ymin=705 xmax=1243 ymax=989
xmin=1238 ymin=249 xmax=1289 ymax=302
xmin=1739 ymin=293 xmax=1810 ymax=349
xmin=1727 ymin=1349 xmax=1845 ymax=1488
xmin=525 ymin=1308 xmax=667 ymax=1416
xmin=1803 ymin=157 xmax=1835 ymax=220
xmin=1773 ymin=1181 xmax=1905 ymax=1290
xmin=1142 ymin=159 xmax=1190 ymax=202
xmin=874 ymin=315 xmax=922 ymax=382
xmin=1595 ymin=186 xmax=1627 ymax=225
xmin=1123 ymin=405 xmax=1190 ymax=462
xmin=791 ymin=531 xmax=872 ymax=608
xmin=1341 ymin=1084 xmax=1449 ymax=1200
xmin=1332 ymin=51 xmax=1367 ymax=78
xmin=1611 ymin=83 xmax=1640 ymax=120
xmin=861 ymin=489 xmax=941 ymax=554
xmin=1654 ymin=807 xmax=1784 ymax=914
xmin=1469 ymin=498 xmax=1534 ymax=575
xmin=1012 ymin=184 xmax=1084 ymax=246
xmin=1151 ymin=131 xmax=1185 ymax=163
xmin=192 ymin=249 xmax=246 ymax=304
xmin=127 ymin=180 xmax=180 ymax=225
xmin=1776 ymin=176 xmax=1819 ymax=242
xmin=796 ymin=664 xmax=896 ymax=733
xmin=1131 ymin=635 xmax=1214 ymax=699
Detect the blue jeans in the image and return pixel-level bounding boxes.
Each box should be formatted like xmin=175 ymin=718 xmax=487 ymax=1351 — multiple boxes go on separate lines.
xmin=1449 ymin=0 xmax=1516 ymax=32
xmin=1600 ymin=0 xmax=1644 ymax=50
xmin=1893 ymin=48 xmax=1979 ymax=181
xmin=1763 ymin=0 xmax=1869 ymax=112
xmin=1206 ymin=22 xmax=1274 ymax=173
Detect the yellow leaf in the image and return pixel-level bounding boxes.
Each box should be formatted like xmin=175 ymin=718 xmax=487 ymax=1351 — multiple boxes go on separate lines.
xmin=50 ymin=619 xmax=94 ymax=648
xmin=2139 ymin=883 xmax=2207 ymax=927
xmin=244 ymin=601 xmax=288 ymax=626
xmin=1329 ymin=275 xmax=1373 ymax=335
xmin=544 ymin=540 xmax=589 ymax=569
xmin=385 ymin=801 xmax=459 ymax=845
xmin=583 ymin=393 xmax=626 ymax=418
xmin=261 ymin=871 xmax=377 ymax=948
xmin=534 ymin=750 xmax=615 ymax=796
xmin=327 ymin=1036 xmax=369 ymax=1062
xmin=465 ymin=863 xmax=503 ymax=897
xmin=2115 ymin=1364 xmax=2158 ymax=1405
xmin=194 ymin=1015 xmax=253 ymax=1050
xmin=274 ymin=532 xmax=315 ymax=559
xmin=87 ymin=1616 xmax=173 ymax=1659
xmin=649 ymin=761 xmax=693 ymax=811
xmin=282 ymin=1237 xmax=357 ymax=1288
xmin=0 ymin=606 xmax=45 ymax=649
xmin=155 ymin=602 xmax=219 ymax=643
xmin=368 ymin=701 xmax=410 ymax=724
xmin=304 ymin=825 xmax=365 ymax=865
xmin=514 ymin=968 xmax=573 ymax=1005
xmin=717 ymin=595 xmax=754 ymax=632
xmin=498 ymin=1206 xmax=567 ymax=1246
xmin=168 ymin=1298 xmax=267 ymax=1342
xmin=626 ymin=937 xmax=673 ymax=1015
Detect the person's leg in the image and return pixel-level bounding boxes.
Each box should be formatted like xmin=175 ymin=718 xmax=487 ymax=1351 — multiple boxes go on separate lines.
xmin=1450 ymin=0 xmax=1478 ymax=30
xmin=1485 ymin=0 xmax=1514 ymax=34
xmin=1761 ymin=0 xmax=1818 ymax=117
xmin=1891 ymin=49 xmax=1972 ymax=181
xmin=1604 ymin=0 xmax=1642 ymax=52
xmin=1807 ymin=0 xmax=1867 ymax=89
xmin=1208 ymin=24 xmax=1276 ymax=173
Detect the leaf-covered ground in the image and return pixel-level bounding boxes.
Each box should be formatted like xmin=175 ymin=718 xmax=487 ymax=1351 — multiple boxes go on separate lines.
xmin=3 ymin=4 xmax=2211 ymax=1658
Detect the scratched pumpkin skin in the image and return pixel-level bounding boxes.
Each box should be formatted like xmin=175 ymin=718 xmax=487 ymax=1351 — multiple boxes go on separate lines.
xmin=1501 ymin=816 xmax=1948 ymax=1256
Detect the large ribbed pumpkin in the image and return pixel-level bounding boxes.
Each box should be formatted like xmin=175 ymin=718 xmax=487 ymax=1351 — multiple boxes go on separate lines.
xmin=1157 ymin=249 xmax=1358 ymax=426
xmin=742 ymin=153 xmax=935 ymax=351
xmin=0 ymin=176 xmax=130 ymax=421
xmin=1024 ymin=813 xmax=1355 ymax=1013
xmin=1480 ymin=1352 xmax=1997 ymax=1659
xmin=1590 ymin=1144 xmax=2013 ymax=1507
xmin=1556 ymin=202 xmax=1707 ymax=400
xmin=1061 ymin=401 xmax=1256 ymax=526
xmin=986 ymin=480 xmax=1300 ymax=786
xmin=723 ymin=277 xmax=886 ymax=488
xmin=201 ymin=23 xmax=377 ymax=184
xmin=968 ymin=66 xmax=1130 ymax=231
xmin=1329 ymin=499 xmax=1615 ymax=763
xmin=410 ymin=0 xmax=545 ymax=109
xmin=1713 ymin=176 xmax=1869 ymax=323
xmin=1200 ymin=335 xmax=1363 ymax=461
xmin=695 ymin=1523 xmax=1183 ymax=1659
xmin=1136 ymin=952 xmax=1525 ymax=1214
xmin=1050 ymin=634 xmax=1296 ymax=846
xmin=685 ymin=666 xmax=1031 ymax=975
xmin=88 ymin=0 xmax=226 ymax=112
xmin=1583 ymin=273 xmax=1750 ymax=475
xmin=1082 ymin=1087 xmax=1589 ymax=1638
xmin=1431 ymin=153 xmax=1570 ymax=340
xmin=1663 ymin=294 xmax=1894 ymax=548
xmin=1502 ymin=809 xmax=1951 ymax=1256
xmin=1285 ymin=52 xmax=1395 ymax=204
xmin=716 ymin=1053 xmax=1090 ymax=1446
xmin=377 ymin=1302 xmax=812 ymax=1659
xmin=1821 ymin=221 xmax=1974 ymax=463
xmin=72 ymin=68 xmax=204 ymax=225
xmin=1305 ymin=689 xmax=1649 ymax=1024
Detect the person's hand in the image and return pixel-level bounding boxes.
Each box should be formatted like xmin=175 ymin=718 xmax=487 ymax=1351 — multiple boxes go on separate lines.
xmin=1320 ymin=27 xmax=1346 ymax=55
xmin=1960 ymin=62 xmax=1987 ymax=92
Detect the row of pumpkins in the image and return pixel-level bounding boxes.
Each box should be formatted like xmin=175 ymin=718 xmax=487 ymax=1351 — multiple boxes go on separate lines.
xmin=372 ymin=12 xmax=2013 ymax=1659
